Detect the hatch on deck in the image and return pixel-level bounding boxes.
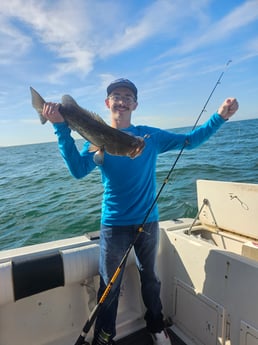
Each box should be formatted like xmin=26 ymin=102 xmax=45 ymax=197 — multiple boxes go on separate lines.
xmin=189 ymin=180 xmax=258 ymax=260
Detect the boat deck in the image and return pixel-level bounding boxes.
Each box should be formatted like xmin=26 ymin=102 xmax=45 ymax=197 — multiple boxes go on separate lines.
xmin=116 ymin=328 xmax=185 ymax=345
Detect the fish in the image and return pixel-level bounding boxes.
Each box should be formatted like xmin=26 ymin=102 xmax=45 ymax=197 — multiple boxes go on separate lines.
xmin=30 ymin=87 xmax=145 ymax=165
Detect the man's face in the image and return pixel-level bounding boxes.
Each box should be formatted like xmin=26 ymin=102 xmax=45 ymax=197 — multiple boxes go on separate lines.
xmin=105 ymin=87 xmax=138 ymax=116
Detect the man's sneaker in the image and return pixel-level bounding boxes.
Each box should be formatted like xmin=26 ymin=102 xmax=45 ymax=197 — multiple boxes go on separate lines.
xmin=151 ymin=329 xmax=172 ymax=345
xmin=92 ymin=329 xmax=115 ymax=345
xmin=92 ymin=341 xmax=115 ymax=345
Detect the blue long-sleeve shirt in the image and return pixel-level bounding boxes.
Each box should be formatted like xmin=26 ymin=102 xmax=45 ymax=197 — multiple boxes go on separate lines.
xmin=53 ymin=113 xmax=225 ymax=226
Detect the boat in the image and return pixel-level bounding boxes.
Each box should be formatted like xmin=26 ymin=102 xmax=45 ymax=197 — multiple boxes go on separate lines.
xmin=0 ymin=179 xmax=257 ymax=345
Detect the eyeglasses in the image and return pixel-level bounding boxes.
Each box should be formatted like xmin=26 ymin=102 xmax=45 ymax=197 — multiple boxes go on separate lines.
xmin=108 ymin=95 xmax=136 ymax=104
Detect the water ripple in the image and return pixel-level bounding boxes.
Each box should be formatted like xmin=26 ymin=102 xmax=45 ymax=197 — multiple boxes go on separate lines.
xmin=1 ymin=119 xmax=257 ymax=250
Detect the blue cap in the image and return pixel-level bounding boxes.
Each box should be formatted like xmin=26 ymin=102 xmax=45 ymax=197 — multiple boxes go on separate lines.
xmin=107 ymin=78 xmax=138 ymax=99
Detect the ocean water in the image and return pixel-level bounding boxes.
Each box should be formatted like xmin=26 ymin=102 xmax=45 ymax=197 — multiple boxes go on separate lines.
xmin=1 ymin=118 xmax=257 ymax=250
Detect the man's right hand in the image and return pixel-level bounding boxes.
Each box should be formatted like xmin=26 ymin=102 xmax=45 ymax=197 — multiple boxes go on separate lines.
xmin=42 ymin=102 xmax=65 ymax=123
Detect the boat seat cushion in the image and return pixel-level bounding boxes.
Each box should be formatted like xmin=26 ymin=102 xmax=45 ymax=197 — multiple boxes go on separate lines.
xmin=12 ymin=252 xmax=64 ymax=300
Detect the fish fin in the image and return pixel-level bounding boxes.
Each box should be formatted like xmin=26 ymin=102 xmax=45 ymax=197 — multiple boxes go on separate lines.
xmin=61 ymin=94 xmax=108 ymax=125
xmin=89 ymin=111 xmax=107 ymax=125
xmin=88 ymin=144 xmax=99 ymax=152
xmin=93 ymin=149 xmax=104 ymax=165
xmin=30 ymin=87 xmax=48 ymax=124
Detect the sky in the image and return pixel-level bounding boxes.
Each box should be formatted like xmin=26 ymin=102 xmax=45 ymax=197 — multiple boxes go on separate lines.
xmin=0 ymin=0 xmax=258 ymax=147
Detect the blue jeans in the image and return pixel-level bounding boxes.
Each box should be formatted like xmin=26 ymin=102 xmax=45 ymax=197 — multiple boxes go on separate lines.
xmin=94 ymin=222 xmax=164 ymax=339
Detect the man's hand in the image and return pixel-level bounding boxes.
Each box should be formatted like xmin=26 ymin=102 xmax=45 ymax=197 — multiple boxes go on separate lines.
xmin=42 ymin=102 xmax=65 ymax=123
xmin=218 ymin=98 xmax=239 ymax=120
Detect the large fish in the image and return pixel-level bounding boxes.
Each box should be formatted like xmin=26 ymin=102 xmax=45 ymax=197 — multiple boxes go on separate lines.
xmin=30 ymin=87 xmax=145 ymax=165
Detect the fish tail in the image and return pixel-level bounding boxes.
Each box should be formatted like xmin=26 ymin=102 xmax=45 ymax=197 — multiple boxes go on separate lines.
xmin=30 ymin=87 xmax=48 ymax=124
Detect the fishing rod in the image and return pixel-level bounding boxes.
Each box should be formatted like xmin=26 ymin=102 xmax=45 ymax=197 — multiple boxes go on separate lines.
xmin=140 ymin=59 xmax=232 ymax=225
xmin=74 ymin=59 xmax=232 ymax=345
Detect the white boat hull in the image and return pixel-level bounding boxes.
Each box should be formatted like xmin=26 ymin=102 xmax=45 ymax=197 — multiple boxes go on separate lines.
xmin=1 ymin=180 xmax=258 ymax=345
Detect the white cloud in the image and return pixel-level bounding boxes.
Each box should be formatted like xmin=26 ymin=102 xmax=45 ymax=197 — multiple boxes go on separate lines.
xmin=0 ymin=0 xmax=97 ymax=78
xmin=162 ymin=0 xmax=258 ymax=55
xmin=0 ymin=0 xmax=214 ymax=81
xmin=0 ymin=17 xmax=31 ymax=63
xmin=98 ymin=0 xmax=212 ymax=58
xmin=98 ymin=1 xmax=177 ymax=57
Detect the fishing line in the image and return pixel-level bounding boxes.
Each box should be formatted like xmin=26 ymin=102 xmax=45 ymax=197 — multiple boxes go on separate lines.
xmin=74 ymin=59 xmax=232 ymax=345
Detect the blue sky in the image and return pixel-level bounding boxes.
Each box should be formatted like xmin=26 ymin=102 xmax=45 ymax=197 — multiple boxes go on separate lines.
xmin=0 ymin=0 xmax=258 ymax=147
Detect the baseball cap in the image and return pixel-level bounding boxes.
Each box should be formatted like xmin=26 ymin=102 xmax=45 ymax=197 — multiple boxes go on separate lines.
xmin=107 ymin=78 xmax=138 ymax=99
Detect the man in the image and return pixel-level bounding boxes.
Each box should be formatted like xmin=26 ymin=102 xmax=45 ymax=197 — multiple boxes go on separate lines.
xmin=42 ymin=78 xmax=238 ymax=345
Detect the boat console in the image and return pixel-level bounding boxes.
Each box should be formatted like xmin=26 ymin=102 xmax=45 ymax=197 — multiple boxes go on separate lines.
xmin=158 ymin=180 xmax=258 ymax=345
